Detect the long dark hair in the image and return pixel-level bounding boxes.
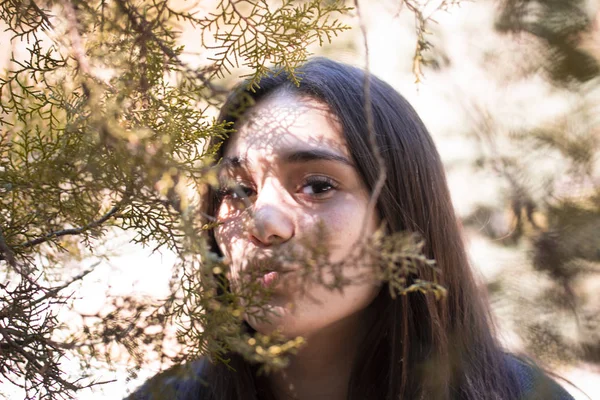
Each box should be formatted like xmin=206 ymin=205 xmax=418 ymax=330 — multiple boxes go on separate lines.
xmin=200 ymin=58 xmax=521 ymax=400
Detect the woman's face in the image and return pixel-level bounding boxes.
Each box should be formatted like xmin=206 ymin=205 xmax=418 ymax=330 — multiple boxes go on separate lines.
xmin=214 ymin=91 xmax=380 ymax=338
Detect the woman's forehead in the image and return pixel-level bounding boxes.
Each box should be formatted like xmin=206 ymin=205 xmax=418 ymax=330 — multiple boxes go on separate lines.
xmin=224 ymin=93 xmax=349 ymax=162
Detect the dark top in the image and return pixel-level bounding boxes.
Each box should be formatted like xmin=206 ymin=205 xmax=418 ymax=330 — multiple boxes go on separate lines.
xmin=126 ymin=355 xmax=576 ymax=400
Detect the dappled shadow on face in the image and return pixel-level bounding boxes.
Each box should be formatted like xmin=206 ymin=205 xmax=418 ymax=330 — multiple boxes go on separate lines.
xmin=209 ymin=91 xmax=442 ymax=316
xmin=208 ymin=93 xmax=387 ymax=333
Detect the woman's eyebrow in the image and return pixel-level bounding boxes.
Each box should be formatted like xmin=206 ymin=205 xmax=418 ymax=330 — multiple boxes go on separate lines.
xmin=219 ymin=156 xmax=247 ymax=169
xmin=282 ymin=149 xmax=354 ymax=166
xmin=216 ymin=156 xmax=254 ymax=177
xmin=221 ymin=156 xmax=240 ymax=166
xmin=218 ymin=150 xmax=354 ymax=171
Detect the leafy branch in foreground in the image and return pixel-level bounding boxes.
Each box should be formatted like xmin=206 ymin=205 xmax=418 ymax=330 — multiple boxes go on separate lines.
xmin=201 ymin=0 xmax=352 ymax=90
xmin=169 ymin=223 xmax=444 ymax=376
xmin=0 ymin=0 xmax=351 ymax=398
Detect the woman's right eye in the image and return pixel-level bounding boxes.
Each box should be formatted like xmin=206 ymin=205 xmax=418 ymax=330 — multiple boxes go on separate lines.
xmin=218 ymin=184 xmax=256 ymax=200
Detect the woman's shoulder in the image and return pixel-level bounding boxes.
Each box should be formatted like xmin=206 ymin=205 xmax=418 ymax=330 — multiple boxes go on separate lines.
xmin=125 ymin=357 xmax=212 ymax=400
xmin=504 ymin=354 xmax=575 ymax=400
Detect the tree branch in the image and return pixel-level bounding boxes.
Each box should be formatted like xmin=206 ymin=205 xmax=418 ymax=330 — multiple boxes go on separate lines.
xmin=353 ymin=0 xmax=387 ymax=241
xmin=0 ymin=226 xmax=17 ymax=268
xmin=29 ymin=0 xmax=55 ymax=31
xmin=229 ymin=0 xmax=258 ymax=33
xmin=113 ymin=0 xmax=228 ymax=95
xmin=34 ymin=261 xmax=100 ymax=305
xmin=0 ymin=324 xmax=79 ymax=392
xmin=16 ymin=204 xmax=121 ymax=250
xmin=60 ymin=0 xmax=91 ymax=75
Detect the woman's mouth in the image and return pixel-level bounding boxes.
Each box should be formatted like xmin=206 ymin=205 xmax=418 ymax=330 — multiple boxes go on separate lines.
xmin=259 ymin=271 xmax=279 ymax=288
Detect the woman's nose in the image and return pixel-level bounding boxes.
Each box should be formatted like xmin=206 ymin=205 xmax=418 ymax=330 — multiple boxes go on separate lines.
xmin=247 ymin=181 xmax=294 ymax=246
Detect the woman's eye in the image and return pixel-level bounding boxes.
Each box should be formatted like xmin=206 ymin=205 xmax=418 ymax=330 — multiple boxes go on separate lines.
xmin=299 ymin=177 xmax=338 ymax=198
xmin=218 ymin=184 xmax=256 ymax=200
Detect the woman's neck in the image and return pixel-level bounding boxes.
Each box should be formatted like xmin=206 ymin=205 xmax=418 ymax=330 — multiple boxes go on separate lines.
xmin=266 ymin=309 xmax=371 ymax=400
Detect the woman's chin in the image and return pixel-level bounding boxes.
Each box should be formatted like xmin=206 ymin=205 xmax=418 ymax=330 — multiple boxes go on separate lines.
xmin=244 ymin=304 xmax=301 ymax=337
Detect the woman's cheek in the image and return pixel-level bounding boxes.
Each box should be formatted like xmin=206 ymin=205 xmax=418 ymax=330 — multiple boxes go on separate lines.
xmin=317 ymin=199 xmax=367 ymax=262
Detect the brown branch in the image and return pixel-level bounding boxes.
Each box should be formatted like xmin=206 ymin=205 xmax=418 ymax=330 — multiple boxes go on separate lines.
xmin=113 ymin=0 xmax=228 ymax=95
xmin=34 ymin=261 xmax=100 ymax=305
xmin=60 ymin=0 xmax=91 ymax=75
xmin=0 ymin=226 xmax=17 ymax=268
xmin=30 ymin=0 xmax=55 ymax=31
xmin=353 ymin=0 xmax=387 ymax=241
xmin=15 ymin=204 xmax=121 ymax=250
xmin=0 ymin=324 xmax=79 ymax=392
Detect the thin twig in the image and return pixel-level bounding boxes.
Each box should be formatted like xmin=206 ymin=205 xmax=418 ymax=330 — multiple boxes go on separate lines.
xmin=34 ymin=261 xmax=101 ymax=304
xmin=0 ymin=324 xmax=79 ymax=391
xmin=113 ymin=0 xmax=228 ymax=95
xmin=60 ymin=0 xmax=91 ymax=75
xmin=16 ymin=205 xmax=121 ymax=250
xmin=0 ymin=226 xmax=17 ymax=268
xmin=229 ymin=0 xmax=258 ymax=33
xmin=30 ymin=0 xmax=55 ymax=31
xmin=353 ymin=0 xmax=387 ymax=240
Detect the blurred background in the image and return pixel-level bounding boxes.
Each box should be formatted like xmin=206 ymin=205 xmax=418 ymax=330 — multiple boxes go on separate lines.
xmin=1 ymin=0 xmax=598 ymax=398
xmin=322 ymin=1 xmax=600 ymax=398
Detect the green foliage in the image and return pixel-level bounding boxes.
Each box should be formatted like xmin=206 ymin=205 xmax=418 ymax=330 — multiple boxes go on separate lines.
xmin=0 ymin=1 xmax=355 ymax=398
xmin=203 ymin=0 xmax=352 ymax=90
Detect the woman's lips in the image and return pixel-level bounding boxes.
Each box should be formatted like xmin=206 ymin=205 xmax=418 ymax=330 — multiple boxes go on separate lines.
xmin=258 ymin=271 xmax=279 ymax=288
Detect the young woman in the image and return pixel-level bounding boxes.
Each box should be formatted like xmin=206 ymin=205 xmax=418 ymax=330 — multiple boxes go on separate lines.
xmin=130 ymin=58 xmax=574 ymax=400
